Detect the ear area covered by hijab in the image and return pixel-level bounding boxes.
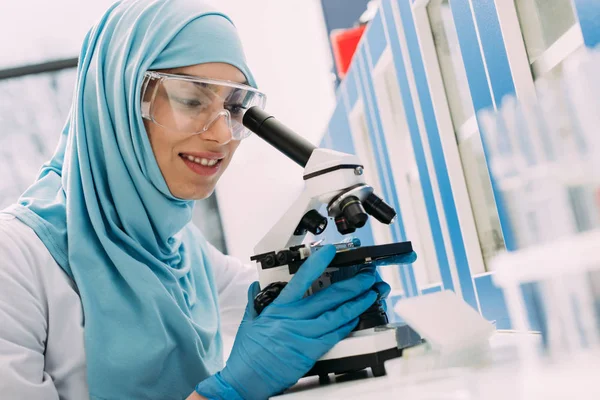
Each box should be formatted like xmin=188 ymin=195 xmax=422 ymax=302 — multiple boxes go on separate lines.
xmin=2 ymin=0 xmax=257 ymax=398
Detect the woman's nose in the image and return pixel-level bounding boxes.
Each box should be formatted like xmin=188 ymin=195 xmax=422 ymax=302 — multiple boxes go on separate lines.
xmin=202 ymin=110 xmax=233 ymax=144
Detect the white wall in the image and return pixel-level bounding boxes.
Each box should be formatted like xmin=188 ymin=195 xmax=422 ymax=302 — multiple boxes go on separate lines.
xmin=0 ymin=0 xmax=118 ymax=69
xmin=211 ymin=0 xmax=338 ymax=262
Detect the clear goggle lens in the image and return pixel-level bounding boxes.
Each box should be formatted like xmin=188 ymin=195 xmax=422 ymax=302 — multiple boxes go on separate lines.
xmin=141 ymin=71 xmax=267 ymax=141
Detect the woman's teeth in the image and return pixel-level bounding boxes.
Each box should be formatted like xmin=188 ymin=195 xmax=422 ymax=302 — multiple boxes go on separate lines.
xmin=183 ymin=154 xmax=219 ymax=167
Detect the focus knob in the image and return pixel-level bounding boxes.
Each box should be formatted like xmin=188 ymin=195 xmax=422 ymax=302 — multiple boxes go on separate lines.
xmin=254 ymin=282 xmax=288 ymax=314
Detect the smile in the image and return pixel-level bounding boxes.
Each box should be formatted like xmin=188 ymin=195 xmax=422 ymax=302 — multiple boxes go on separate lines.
xmin=179 ymin=153 xmax=224 ymax=176
xmin=182 ymin=154 xmax=220 ymax=167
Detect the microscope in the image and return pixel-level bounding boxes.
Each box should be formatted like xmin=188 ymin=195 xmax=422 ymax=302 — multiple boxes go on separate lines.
xmin=242 ymin=107 xmax=415 ymax=381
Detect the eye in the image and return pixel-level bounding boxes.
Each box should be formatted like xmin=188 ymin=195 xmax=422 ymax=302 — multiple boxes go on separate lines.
xmin=226 ymin=104 xmax=246 ymax=116
xmin=174 ymin=97 xmax=203 ymax=108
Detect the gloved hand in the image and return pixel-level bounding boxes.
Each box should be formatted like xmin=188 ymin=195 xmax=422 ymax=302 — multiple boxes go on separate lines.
xmin=374 ymin=270 xmax=391 ymax=311
xmin=195 ymin=244 xmax=383 ymax=400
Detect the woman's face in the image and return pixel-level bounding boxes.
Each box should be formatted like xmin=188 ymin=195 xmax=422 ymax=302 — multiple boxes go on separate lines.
xmin=144 ymin=62 xmax=247 ymax=200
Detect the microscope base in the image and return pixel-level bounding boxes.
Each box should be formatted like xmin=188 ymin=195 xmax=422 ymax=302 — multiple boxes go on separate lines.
xmin=304 ymin=327 xmax=402 ymax=381
xmin=306 ymin=347 xmax=401 ymax=382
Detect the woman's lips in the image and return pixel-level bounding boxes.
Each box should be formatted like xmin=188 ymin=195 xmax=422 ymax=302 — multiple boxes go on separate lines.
xmin=179 ymin=153 xmax=223 ymax=176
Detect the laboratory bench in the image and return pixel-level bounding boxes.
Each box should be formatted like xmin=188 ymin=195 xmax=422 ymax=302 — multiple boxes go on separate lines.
xmin=275 ymin=331 xmax=600 ymax=399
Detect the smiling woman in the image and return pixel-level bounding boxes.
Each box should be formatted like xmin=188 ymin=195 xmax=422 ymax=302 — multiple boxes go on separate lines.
xmin=141 ymin=62 xmax=266 ymax=200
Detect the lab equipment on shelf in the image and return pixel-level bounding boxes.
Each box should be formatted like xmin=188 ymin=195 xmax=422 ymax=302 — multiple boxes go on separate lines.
xmin=477 ymin=45 xmax=600 ymax=365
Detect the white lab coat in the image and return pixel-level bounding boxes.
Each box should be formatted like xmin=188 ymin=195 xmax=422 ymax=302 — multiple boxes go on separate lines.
xmin=0 ymin=213 xmax=257 ymax=400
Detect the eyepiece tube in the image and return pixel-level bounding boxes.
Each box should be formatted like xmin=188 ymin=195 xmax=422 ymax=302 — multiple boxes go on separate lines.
xmin=243 ymin=106 xmax=317 ymax=168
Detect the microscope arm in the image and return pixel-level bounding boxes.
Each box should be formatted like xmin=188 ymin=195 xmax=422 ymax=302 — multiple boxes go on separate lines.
xmin=253 ymin=148 xmax=367 ymax=254
xmin=243 ymin=107 xmax=398 ymax=289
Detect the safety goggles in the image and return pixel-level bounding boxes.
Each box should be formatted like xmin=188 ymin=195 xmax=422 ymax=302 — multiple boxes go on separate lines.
xmin=141 ymin=71 xmax=267 ymax=141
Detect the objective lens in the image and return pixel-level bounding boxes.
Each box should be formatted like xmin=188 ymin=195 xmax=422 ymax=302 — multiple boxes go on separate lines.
xmin=340 ymin=196 xmax=368 ymax=228
xmin=363 ymin=193 xmax=397 ymax=225
xmin=335 ymin=216 xmax=355 ymax=235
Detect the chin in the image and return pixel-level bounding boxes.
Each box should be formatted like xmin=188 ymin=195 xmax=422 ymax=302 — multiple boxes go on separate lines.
xmin=188 ymin=189 xmax=214 ymax=200
xmin=170 ymin=184 xmax=215 ymax=201
xmin=191 ymin=191 xmax=214 ymax=200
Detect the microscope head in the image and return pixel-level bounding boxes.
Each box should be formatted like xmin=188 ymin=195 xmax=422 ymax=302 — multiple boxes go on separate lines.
xmin=242 ymin=106 xmax=414 ymax=335
xmin=243 ymin=108 xmax=414 ymax=379
xmin=243 ymin=106 xmax=397 ymax=239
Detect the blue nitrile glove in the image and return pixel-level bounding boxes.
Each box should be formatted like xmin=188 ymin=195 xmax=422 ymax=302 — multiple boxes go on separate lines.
xmin=374 ymin=270 xmax=391 ymax=312
xmin=372 ymin=251 xmax=417 ymax=312
xmin=374 ymin=273 xmax=391 ymax=297
xmin=195 ymin=244 xmax=381 ymax=400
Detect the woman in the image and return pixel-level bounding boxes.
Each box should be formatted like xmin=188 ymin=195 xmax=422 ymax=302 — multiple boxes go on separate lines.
xmin=0 ymin=0 xmax=388 ymax=399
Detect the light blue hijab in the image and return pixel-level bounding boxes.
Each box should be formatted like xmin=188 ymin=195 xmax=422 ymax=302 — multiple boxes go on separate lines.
xmin=3 ymin=0 xmax=257 ymax=398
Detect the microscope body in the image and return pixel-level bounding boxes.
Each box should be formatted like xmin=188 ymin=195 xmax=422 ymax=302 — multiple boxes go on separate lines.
xmin=253 ymin=148 xmax=370 ymax=288
xmin=250 ymin=148 xmax=402 ymax=379
xmin=244 ymin=107 xmax=410 ymax=380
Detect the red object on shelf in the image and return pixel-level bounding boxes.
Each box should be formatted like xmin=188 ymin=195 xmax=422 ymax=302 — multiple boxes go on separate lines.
xmin=330 ymin=25 xmax=367 ymax=79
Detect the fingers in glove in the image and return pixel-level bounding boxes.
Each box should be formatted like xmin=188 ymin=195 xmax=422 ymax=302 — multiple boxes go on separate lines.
xmin=319 ymin=318 xmax=360 ymax=350
xmin=275 ymin=244 xmax=336 ymax=305
xmin=292 ymin=290 xmax=378 ymax=338
xmin=243 ymin=281 xmax=261 ymax=321
xmin=372 ymin=280 xmax=391 ymax=300
xmin=290 ymin=269 xmax=378 ymax=320
xmin=373 ymin=278 xmax=392 ymax=313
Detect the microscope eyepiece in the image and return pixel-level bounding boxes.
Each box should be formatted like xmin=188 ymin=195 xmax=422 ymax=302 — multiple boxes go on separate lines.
xmin=242 ymin=106 xmax=317 ymax=167
xmin=363 ymin=193 xmax=397 ymax=225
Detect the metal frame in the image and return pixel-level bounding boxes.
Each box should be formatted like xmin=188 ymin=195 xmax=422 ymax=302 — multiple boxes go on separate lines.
xmin=368 ymin=47 xmax=418 ymax=297
xmin=0 ymin=57 xmax=77 ymax=81
xmin=371 ymin=47 xmax=442 ymax=290
xmin=345 ymin=93 xmax=405 ymax=296
xmin=494 ymin=0 xmax=536 ymax=100
xmin=407 ymin=0 xmax=491 ymax=314
xmin=496 ymin=0 xmax=585 ymax=89
xmin=380 ymin=0 xmax=458 ymax=298
xmin=531 ymin=24 xmax=585 ymax=78
xmin=411 ymin=0 xmax=487 ymax=282
xmin=390 ymin=0 xmax=470 ymax=300
xmin=356 ymin=47 xmax=413 ymax=296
